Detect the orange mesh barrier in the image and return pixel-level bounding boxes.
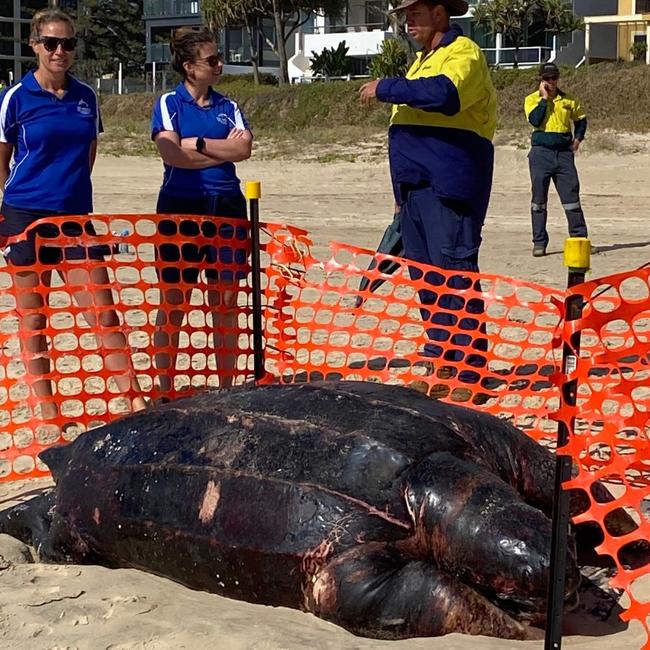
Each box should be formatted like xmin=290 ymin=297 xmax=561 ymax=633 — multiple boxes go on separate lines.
xmin=558 ymin=266 xmax=650 ymax=644
xmin=0 ymin=215 xmax=648 ymax=646
xmin=0 ymin=214 xmax=253 ymax=480
xmin=261 ymin=229 xmax=650 ymax=646
xmin=263 ymin=235 xmax=567 ymax=443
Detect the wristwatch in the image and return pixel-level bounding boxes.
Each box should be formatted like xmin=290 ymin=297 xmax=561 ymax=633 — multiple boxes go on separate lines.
xmin=196 ymin=136 xmax=206 ymax=153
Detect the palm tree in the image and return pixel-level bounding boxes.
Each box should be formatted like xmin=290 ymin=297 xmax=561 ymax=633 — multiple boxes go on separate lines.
xmin=473 ymin=0 xmax=537 ymax=69
xmin=473 ymin=0 xmax=583 ymax=68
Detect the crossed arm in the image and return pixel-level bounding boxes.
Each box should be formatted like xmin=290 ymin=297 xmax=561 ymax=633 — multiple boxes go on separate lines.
xmin=154 ymin=128 xmax=253 ymax=169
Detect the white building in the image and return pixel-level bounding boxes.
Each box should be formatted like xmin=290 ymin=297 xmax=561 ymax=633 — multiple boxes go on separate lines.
xmin=288 ymin=0 xmax=620 ymax=82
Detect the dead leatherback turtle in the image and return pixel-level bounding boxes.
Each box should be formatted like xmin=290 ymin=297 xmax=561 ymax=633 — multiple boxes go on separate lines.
xmin=0 ymin=381 xmax=638 ymax=640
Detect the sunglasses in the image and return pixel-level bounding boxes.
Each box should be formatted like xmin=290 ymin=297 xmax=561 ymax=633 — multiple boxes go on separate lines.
xmin=37 ymin=36 xmax=78 ymax=53
xmin=543 ymin=75 xmax=559 ymax=81
xmin=194 ymin=54 xmax=222 ymax=67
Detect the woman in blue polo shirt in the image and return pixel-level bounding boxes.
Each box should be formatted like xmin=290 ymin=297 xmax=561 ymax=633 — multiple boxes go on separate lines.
xmin=151 ymin=28 xmax=252 ymax=393
xmin=0 ymin=9 xmax=147 ymax=425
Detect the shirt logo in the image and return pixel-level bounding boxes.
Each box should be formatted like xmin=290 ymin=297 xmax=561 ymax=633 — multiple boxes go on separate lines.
xmin=77 ymin=99 xmax=91 ymax=115
xmin=216 ymin=113 xmax=237 ymax=128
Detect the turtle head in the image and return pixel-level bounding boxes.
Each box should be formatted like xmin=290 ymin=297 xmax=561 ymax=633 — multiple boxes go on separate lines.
xmin=39 ymin=442 xmax=73 ymax=481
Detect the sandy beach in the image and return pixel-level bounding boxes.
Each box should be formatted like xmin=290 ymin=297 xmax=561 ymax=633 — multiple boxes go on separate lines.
xmin=92 ymin=144 xmax=650 ymax=289
xmin=1 ymin=144 xmax=649 ymax=649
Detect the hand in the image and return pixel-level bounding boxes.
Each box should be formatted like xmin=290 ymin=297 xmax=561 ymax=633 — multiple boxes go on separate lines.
xmin=180 ymin=137 xmax=197 ymax=150
xmin=538 ymin=81 xmax=548 ymax=99
xmin=571 ymin=139 xmax=581 ymax=153
xmin=227 ymin=128 xmax=247 ymax=140
xmin=359 ymin=80 xmax=380 ymax=106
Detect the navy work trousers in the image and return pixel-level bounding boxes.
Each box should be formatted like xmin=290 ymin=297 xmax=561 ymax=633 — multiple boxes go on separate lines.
xmin=528 ymin=146 xmax=588 ymax=247
xmin=399 ymin=187 xmax=487 ymax=384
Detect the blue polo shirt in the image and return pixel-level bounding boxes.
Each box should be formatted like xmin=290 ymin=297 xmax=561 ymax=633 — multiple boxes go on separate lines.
xmin=151 ymin=83 xmax=250 ymax=198
xmin=0 ymin=70 xmax=102 ymax=213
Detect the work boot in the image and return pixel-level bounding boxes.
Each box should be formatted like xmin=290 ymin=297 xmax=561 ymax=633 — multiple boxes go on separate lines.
xmin=532 ymin=245 xmax=547 ymax=257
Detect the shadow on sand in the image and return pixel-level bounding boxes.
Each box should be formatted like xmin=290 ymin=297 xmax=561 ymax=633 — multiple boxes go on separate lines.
xmin=558 ymin=564 xmax=629 ymax=637
xmin=541 ymin=240 xmax=650 ymax=257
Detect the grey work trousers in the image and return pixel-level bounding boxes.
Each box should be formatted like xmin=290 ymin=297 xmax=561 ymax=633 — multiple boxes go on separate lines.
xmin=528 ymin=146 xmax=588 ymax=247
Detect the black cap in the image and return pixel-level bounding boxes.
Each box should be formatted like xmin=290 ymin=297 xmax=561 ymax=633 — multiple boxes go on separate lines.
xmin=539 ymin=62 xmax=560 ymax=78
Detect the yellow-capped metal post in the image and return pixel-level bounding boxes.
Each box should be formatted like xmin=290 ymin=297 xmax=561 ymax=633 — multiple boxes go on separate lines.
xmin=246 ymin=181 xmax=264 ymax=381
xmin=245 ymin=180 xmax=262 ymax=200
xmin=563 ymin=236 xmax=591 ymax=273
xmin=545 ymin=235 xmax=591 ymax=650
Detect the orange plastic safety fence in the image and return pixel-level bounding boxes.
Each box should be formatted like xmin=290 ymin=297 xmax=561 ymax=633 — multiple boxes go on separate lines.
xmin=1 ymin=215 xmax=648 ymax=647
xmin=263 ymin=234 xmax=567 ymax=443
xmin=558 ymin=266 xmax=650 ymax=646
xmin=0 ymin=214 xmax=254 ymax=480
xmin=261 ymin=228 xmax=650 ymax=647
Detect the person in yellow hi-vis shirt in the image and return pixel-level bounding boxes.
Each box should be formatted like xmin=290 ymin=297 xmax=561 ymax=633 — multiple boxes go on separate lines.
xmin=358 ymin=0 xmax=496 ymax=397
xmin=525 ymin=62 xmax=588 ymax=258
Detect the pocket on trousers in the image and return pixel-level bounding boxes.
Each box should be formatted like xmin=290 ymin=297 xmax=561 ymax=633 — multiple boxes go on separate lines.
xmin=438 ymin=200 xmax=481 ymax=264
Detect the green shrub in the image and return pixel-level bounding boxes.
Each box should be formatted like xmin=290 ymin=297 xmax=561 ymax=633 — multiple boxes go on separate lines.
xmin=99 ymin=62 xmax=650 ymax=156
xmin=310 ymin=41 xmax=353 ymax=78
xmin=630 ymin=41 xmax=648 ymax=62
xmin=369 ymin=39 xmax=408 ymax=79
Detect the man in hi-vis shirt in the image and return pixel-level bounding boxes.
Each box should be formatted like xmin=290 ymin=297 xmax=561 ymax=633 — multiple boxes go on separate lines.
xmin=359 ymin=0 xmax=496 ymax=395
xmin=525 ymin=62 xmax=588 ymax=258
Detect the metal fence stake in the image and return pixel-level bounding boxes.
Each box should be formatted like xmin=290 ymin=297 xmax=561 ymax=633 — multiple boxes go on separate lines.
xmin=246 ymin=181 xmax=264 ymax=381
xmin=545 ymin=236 xmax=591 ymax=650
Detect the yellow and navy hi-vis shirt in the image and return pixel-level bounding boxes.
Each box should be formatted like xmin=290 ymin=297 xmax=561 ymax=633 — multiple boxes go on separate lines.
xmin=524 ymin=89 xmax=587 ymax=151
xmin=376 ymin=26 xmax=496 ymax=214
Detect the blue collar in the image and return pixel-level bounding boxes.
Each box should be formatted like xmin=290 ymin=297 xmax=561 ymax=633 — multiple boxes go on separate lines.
xmin=440 ymin=24 xmax=463 ymax=48
xmin=176 ymin=82 xmax=223 ymax=107
xmin=417 ymin=25 xmax=463 ymax=60
xmin=22 ymin=69 xmax=79 ymax=97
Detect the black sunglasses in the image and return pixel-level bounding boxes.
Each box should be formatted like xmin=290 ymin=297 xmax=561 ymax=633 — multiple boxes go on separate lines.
xmin=37 ymin=36 xmax=78 ymax=53
xmin=543 ymin=75 xmax=559 ymax=81
xmin=194 ymin=54 xmax=222 ymax=67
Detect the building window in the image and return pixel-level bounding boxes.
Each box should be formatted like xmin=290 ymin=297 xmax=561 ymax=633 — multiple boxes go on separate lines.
xmin=365 ymin=0 xmax=387 ymax=29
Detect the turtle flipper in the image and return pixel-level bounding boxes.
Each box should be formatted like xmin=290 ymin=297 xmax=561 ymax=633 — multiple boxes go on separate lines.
xmin=0 ymin=490 xmax=55 ymax=556
xmin=306 ymin=542 xmax=529 ymax=640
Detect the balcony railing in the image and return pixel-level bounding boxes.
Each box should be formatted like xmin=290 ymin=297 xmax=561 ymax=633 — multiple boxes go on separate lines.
xmin=483 ymin=46 xmax=552 ymax=68
xmin=324 ymin=22 xmax=388 ymax=34
xmin=144 ymin=0 xmax=200 ymax=18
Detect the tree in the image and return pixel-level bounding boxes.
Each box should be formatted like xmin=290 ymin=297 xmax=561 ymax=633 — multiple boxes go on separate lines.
xmin=73 ymin=1 xmax=145 ymax=78
xmin=536 ymin=0 xmax=583 ymax=41
xmin=204 ymin=0 xmax=346 ymax=85
xmin=473 ymin=0 xmax=583 ymax=68
xmin=268 ymin=0 xmax=350 ymax=84
xmin=202 ymin=0 xmax=264 ymax=84
xmin=472 ymin=0 xmax=537 ymax=68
